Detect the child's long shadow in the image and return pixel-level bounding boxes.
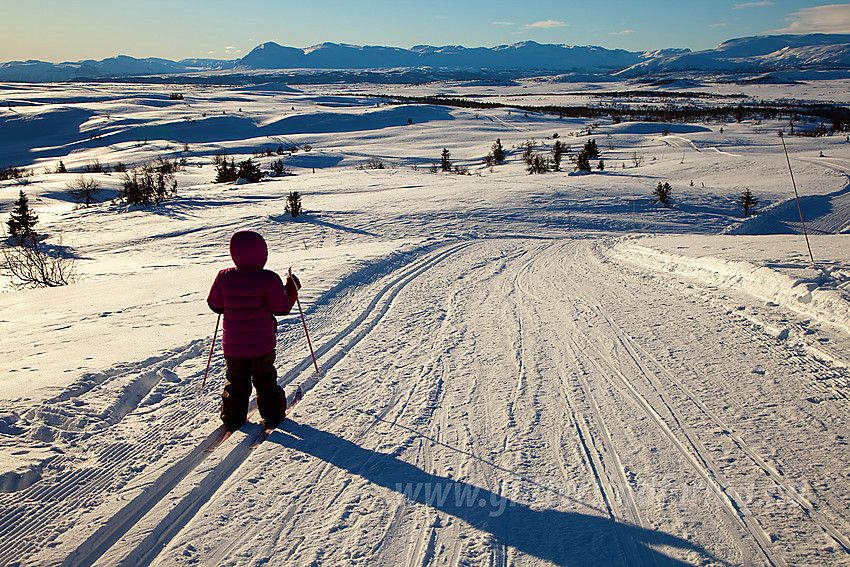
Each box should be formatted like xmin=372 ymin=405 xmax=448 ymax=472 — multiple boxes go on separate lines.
xmin=270 ymin=422 xmax=728 ymax=566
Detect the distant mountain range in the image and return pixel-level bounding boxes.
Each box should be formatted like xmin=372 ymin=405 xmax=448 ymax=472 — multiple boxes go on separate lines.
xmin=1 ymin=34 xmax=848 ymax=83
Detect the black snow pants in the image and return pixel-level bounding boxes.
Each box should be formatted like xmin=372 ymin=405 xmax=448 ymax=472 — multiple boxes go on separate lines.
xmin=221 ymin=350 xmax=287 ymax=431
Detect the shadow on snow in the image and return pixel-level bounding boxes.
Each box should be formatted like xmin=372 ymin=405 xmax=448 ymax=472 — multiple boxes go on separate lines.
xmin=269 ymin=421 xmax=728 ymax=567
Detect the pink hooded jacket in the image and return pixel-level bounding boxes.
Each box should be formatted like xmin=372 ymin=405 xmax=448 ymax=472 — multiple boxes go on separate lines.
xmin=207 ymin=231 xmax=297 ymax=358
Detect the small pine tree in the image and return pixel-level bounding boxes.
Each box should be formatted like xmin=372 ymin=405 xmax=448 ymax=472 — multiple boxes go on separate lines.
xmin=552 ymin=140 xmax=566 ymax=171
xmin=575 ymin=150 xmax=592 ymax=172
xmin=237 ymin=159 xmax=264 ymax=183
xmin=653 ymin=182 xmax=672 ymax=206
xmin=521 ymin=140 xmax=535 ymax=166
xmin=7 ymin=190 xmax=39 ymax=240
xmin=285 ymin=191 xmax=302 ymax=217
xmin=583 ymin=139 xmax=600 ymax=159
xmin=597 ymin=159 xmax=605 ymax=171
xmin=56 ymin=160 xmax=67 ymax=173
xmin=215 ymin=159 xmax=238 ymax=183
xmin=491 ymin=139 xmax=506 ymax=163
xmin=738 ymin=187 xmax=758 ymax=217
xmin=440 ymin=148 xmax=452 ymax=172
xmin=121 ymin=167 xmax=175 ymax=206
xmin=527 ymin=154 xmax=550 ymax=174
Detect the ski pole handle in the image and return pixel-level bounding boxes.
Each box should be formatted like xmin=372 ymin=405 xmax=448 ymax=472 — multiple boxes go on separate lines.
xmin=202 ymin=313 xmax=221 ymax=389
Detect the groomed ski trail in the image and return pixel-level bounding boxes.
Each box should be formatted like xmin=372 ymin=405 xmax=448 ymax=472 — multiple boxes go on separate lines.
xmin=7 ymin=238 xmax=850 ymax=567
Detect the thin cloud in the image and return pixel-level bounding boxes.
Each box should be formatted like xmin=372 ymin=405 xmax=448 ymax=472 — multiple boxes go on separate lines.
xmin=610 ymin=30 xmax=636 ymax=35
xmin=768 ymin=3 xmax=850 ymax=33
xmin=492 ymin=21 xmax=515 ymax=26
xmin=734 ymin=1 xmax=775 ymax=8
xmin=521 ymin=20 xmax=568 ymax=29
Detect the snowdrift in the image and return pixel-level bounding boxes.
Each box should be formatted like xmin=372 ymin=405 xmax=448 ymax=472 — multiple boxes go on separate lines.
xmin=610 ymin=242 xmax=850 ymax=334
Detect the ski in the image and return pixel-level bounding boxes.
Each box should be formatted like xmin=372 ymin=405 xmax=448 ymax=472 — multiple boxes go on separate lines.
xmin=205 ymin=429 xmax=233 ymax=452
xmin=251 ymin=386 xmax=303 ymax=449
xmin=205 ymin=406 xmax=261 ymax=452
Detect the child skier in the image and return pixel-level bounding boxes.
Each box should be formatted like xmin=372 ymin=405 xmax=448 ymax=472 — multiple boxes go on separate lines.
xmin=207 ymin=230 xmax=301 ymax=431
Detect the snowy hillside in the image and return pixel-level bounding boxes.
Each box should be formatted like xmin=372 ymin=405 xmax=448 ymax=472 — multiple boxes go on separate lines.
xmin=617 ymin=33 xmax=850 ymax=77
xmin=2 ymin=34 xmax=850 ymax=83
xmin=0 ymin=79 xmax=849 ymax=566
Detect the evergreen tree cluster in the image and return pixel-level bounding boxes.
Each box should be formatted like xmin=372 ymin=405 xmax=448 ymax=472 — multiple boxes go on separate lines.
xmin=122 ymin=164 xmax=177 ymax=206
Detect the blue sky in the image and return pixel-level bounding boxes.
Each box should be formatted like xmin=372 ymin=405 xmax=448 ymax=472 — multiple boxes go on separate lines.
xmin=2 ymin=1 xmax=849 ymax=62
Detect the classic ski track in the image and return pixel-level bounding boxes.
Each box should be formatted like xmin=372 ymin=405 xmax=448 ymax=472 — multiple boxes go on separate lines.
xmin=602 ymin=240 xmax=850 ymax=542
xmin=511 ymin=247 xmax=657 ymax=567
xmin=96 ymin=240 xmax=475 ymax=567
xmin=590 ymin=243 xmax=850 ymax=555
xmin=559 ymin=242 xmax=796 ymax=566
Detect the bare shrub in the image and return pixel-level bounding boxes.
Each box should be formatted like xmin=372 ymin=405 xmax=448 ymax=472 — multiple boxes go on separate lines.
xmin=1 ymin=232 xmax=76 ymax=288
xmin=67 ymin=175 xmax=103 ymax=206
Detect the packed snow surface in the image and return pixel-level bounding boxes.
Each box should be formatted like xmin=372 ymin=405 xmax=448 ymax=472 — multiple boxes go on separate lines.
xmin=0 ymin=80 xmax=849 ymax=566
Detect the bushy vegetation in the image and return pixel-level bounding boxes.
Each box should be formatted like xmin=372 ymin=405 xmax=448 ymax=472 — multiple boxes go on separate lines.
xmin=215 ymin=159 xmax=238 ymax=183
xmin=484 ymin=139 xmax=506 ymax=167
xmin=1 ymin=231 xmax=76 ymax=288
xmin=2 ymin=192 xmax=74 ymax=288
xmin=121 ymin=163 xmax=177 ymax=206
xmin=237 ymin=159 xmax=264 ymax=183
xmin=358 ymin=157 xmax=386 ymax=170
xmin=270 ymin=159 xmax=294 ymax=176
xmin=0 ymin=166 xmax=28 ymax=181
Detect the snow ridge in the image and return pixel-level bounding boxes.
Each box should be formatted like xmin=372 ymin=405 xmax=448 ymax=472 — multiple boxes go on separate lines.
xmin=610 ymin=242 xmax=850 ymax=336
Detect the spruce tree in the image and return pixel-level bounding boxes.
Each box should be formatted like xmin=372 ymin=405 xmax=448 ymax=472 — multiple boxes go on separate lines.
xmin=7 ymin=190 xmax=39 ymax=240
xmin=575 ymin=151 xmax=592 ymax=172
xmin=653 ymin=182 xmax=672 ymax=206
xmin=491 ymin=139 xmax=506 ymax=164
xmin=441 ymin=148 xmax=452 ymax=171
xmin=552 ymin=140 xmax=566 ymax=171
xmin=237 ymin=159 xmax=264 ymax=183
xmin=738 ymin=188 xmax=758 ymax=216
xmin=285 ymin=191 xmax=303 ymax=217
xmin=583 ymin=139 xmax=599 ymax=159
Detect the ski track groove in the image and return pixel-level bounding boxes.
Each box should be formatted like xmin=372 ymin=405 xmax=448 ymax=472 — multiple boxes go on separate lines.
xmin=109 ymin=240 xmax=474 ymax=567
xmin=511 ymin=245 xmax=658 ymax=567
xmin=553 ymin=244 xmax=787 ymax=566
xmin=599 ymin=240 xmax=850 ymax=554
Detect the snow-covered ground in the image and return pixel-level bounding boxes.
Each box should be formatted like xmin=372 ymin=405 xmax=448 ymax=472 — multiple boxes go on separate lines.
xmin=0 ymin=80 xmax=849 ymax=566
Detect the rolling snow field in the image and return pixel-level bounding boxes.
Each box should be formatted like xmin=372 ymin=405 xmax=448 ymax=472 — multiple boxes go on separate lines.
xmin=1 ymin=79 xmax=849 ymax=566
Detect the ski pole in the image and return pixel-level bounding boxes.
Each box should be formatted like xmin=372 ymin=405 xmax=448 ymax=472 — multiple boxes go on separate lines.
xmin=291 ymin=268 xmax=320 ymax=375
xmin=202 ymin=313 xmax=221 ymax=389
xmin=779 ymin=131 xmax=814 ymax=263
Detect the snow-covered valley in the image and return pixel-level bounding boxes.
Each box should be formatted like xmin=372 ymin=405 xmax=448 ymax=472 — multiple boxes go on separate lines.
xmin=1 ymin=79 xmax=849 ymax=566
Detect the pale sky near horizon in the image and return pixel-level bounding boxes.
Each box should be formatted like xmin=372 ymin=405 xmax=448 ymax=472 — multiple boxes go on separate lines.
xmin=1 ymin=1 xmax=849 ymax=63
